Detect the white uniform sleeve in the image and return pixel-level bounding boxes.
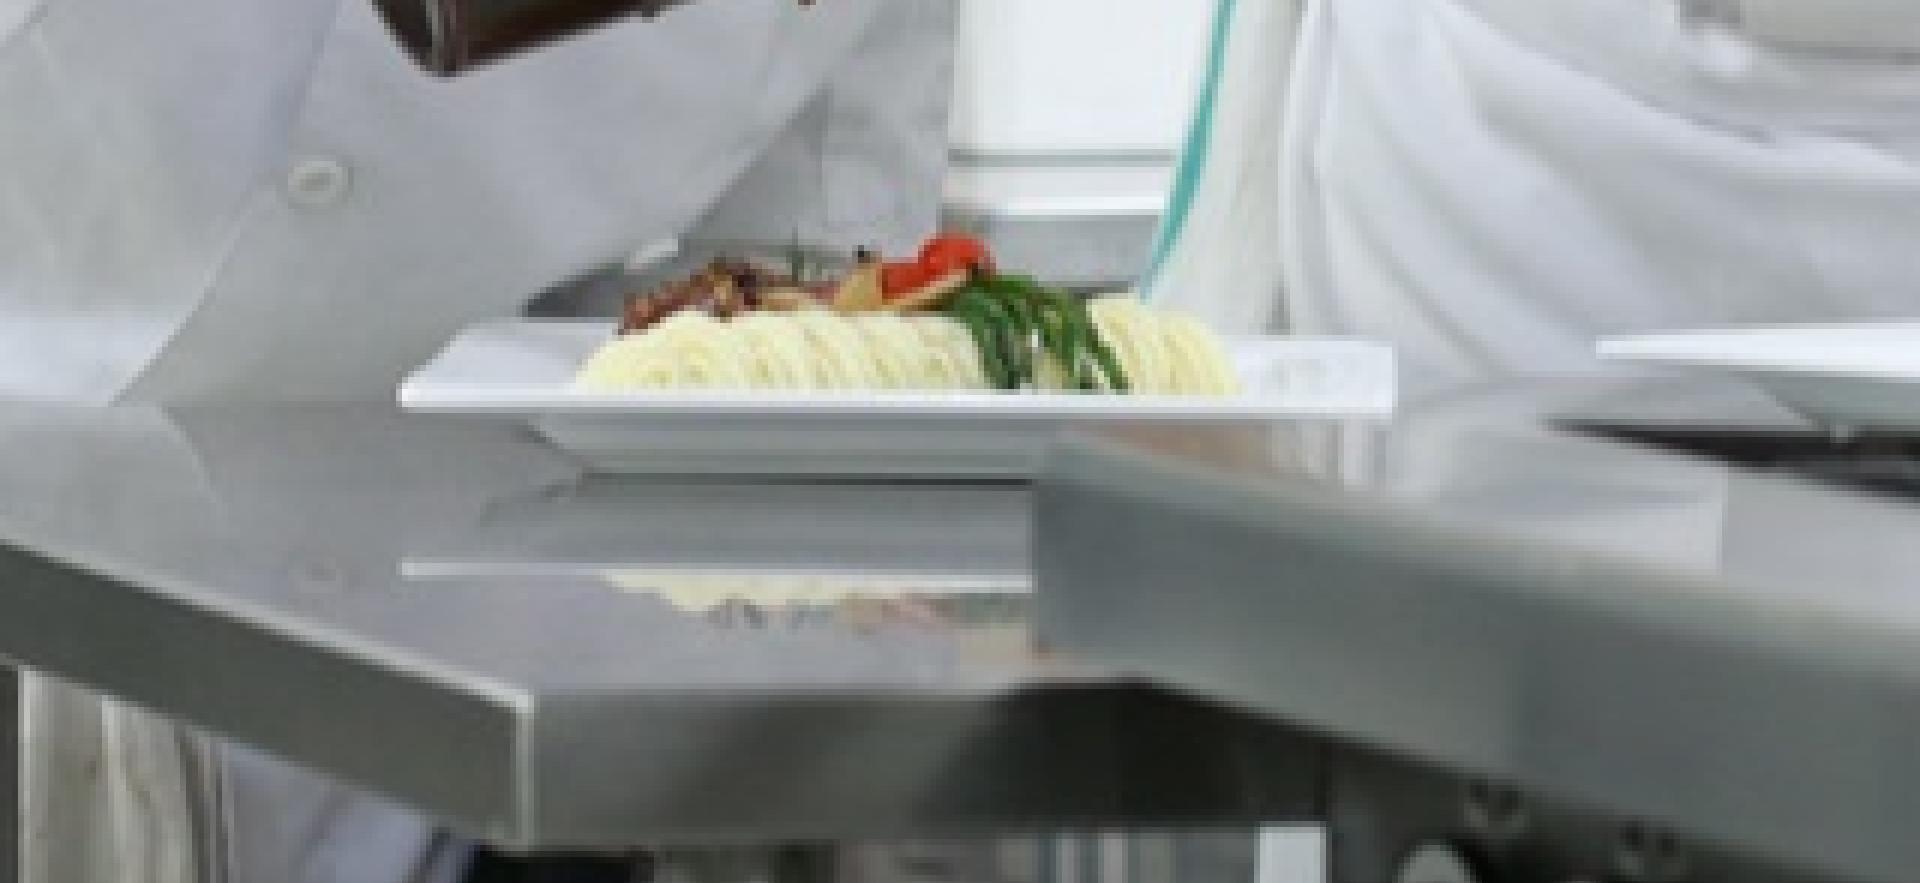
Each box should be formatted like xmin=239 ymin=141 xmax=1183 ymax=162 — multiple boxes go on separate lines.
xmin=118 ymin=0 xmax=920 ymax=402
xmin=0 ymin=0 xmax=40 ymax=44
xmin=0 ymin=0 xmax=346 ymax=403
xmin=1140 ymin=0 xmax=1302 ymax=335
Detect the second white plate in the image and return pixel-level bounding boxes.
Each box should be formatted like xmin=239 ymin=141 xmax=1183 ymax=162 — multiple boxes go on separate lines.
xmin=1598 ymin=323 xmax=1920 ymax=430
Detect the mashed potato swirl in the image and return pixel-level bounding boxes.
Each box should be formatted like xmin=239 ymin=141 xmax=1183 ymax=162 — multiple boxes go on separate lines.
xmin=575 ymin=300 xmax=1238 ymax=395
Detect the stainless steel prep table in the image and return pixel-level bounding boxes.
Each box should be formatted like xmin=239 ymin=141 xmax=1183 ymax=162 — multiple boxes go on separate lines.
xmin=0 ymin=401 xmax=1316 ymax=853
xmin=1037 ymin=377 xmax=1920 ymax=883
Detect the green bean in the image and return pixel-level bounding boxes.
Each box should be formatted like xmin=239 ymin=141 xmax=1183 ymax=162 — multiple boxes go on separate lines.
xmin=948 ymin=298 xmax=1013 ymax=390
xmin=1033 ymin=297 xmax=1092 ymax=391
xmin=1030 ymin=299 xmax=1073 ymax=390
xmin=982 ymin=274 xmax=1045 ymax=298
xmin=997 ymin=291 xmax=1046 ymax=387
xmin=1061 ymin=295 xmax=1130 ymax=392
xmin=1084 ymin=325 xmax=1130 ymax=392
xmin=946 ymin=275 xmax=1132 ymax=393
xmin=969 ymin=293 xmax=1030 ymax=388
xmin=954 ymin=288 xmax=1032 ymax=389
xmin=1028 ymin=291 xmax=1092 ymax=390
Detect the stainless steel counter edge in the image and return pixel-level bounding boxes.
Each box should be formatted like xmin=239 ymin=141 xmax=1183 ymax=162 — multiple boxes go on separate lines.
xmin=0 ymin=530 xmax=1325 ymax=849
xmin=0 ymin=535 xmax=530 ymax=841
xmin=1036 ymin=433 xmax=1920 ymax=883
xmin=516 ymin=683 xmax=1326 ymax=849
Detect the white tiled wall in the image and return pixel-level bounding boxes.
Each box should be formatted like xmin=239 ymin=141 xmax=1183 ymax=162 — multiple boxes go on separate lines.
xmin=945 ymin=0 xmax=1213 ymax=285
xmin=950 ymin=0 xmax=1213 ymax=155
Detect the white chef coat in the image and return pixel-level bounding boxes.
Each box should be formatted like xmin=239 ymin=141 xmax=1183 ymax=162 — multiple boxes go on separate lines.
xmin=1149 ymin=0 xmax=1920 ymax=394
xmin=1153 ymin=8 xmax=1920 ymax=873
xmin=1 ymin=0 xmax=955 ymax=880
xmin=2 ymin=0 xmax=953 ymax=403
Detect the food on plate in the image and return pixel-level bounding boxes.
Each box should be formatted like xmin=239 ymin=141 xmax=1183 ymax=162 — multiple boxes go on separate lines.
xmin=616 ymin=238 xmax=994 ymax=335
xmin=880 ymin=261 xmax=932 ymax=298
xmin=582 ymin=235 xmax=1240 ymax=395
xmin=1087 ymin=298 xmax=1241 ymax=395
xmin=830 ymin=257 xmax=887 ymax=313
xmin=916 ymin=234 xmax=995 ymax=278
xmin=617 ymin=259 xmax=774 ymax=333
xmin=576 ymin=299 xmax=1235 ymax=395
xmin=577 ymin=310 xmax=990 ymax=391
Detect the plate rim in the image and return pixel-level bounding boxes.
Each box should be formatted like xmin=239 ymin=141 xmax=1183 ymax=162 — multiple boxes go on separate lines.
xmin=398 ymin=320 xmax=1398 ymax=420
xmin=1598 ymin=323 xmax=1920 ymax=381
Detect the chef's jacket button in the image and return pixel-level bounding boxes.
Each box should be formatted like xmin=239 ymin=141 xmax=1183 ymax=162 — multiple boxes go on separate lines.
xmin=285 ymin=156 xmax=352 ymax=207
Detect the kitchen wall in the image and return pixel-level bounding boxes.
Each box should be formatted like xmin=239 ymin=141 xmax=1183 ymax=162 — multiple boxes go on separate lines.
xmin=950 ymin=0 xmax=1212 ymax=155
xmin=945 ymin=0 xmax=1213 ymax=287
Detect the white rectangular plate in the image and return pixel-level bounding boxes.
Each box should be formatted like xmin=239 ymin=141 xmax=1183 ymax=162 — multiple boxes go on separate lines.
xmin=401 ymin=320 xmax=1396 ymax=477
xmin=1597 ymin=323 xmax=1920 ymax=430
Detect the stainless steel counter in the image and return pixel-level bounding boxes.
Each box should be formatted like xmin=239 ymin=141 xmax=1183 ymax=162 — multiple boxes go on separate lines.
xmin=1037 ymin=378 xmax=1920 ymax=883
xmin=0 ymin=403 xmax=1315 ymax=851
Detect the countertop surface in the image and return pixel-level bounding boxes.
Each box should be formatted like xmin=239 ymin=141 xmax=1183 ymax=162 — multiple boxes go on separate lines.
xmin=0 ymin=401 xmax=1316 ymax=849
xmin=1037 ymin=376 xmax=1920 ymax=883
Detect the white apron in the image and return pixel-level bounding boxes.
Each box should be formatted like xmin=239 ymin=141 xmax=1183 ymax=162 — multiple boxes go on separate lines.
xmin=1152 ymin=10 xmax=1920 ymax=878
xmin=0 ymin=0 xmax=956 ymax=880
xmin=1150 ymin=0 xmax=1920 ymax=394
